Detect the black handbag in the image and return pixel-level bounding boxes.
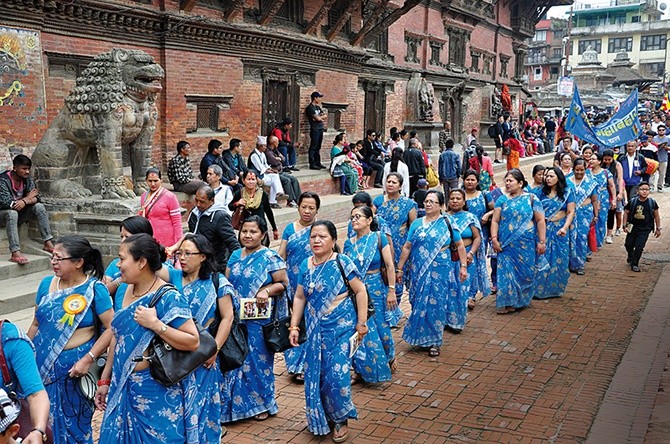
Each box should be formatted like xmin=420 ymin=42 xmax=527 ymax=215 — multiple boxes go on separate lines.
xmin=444 ymin=216 xmax=460 ymax=262
xmin=142 ymin=284 xmax=218 ymax=386
xmin=209 ymin=273 xmax=249 ymax=372
xmin=262 ymin=295 xmax=306 ymax=353
xmin=336 ymin=256 xmax=375 ymax=319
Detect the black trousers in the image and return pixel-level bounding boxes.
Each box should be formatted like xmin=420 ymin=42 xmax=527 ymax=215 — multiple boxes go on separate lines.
xmin=368 ymin=159 xmax=384 ymax=186
xmin=625 ymin=229 xmax=651 ymax=266
xmin=308 ymin=128 xmax=324 ymax=167
xmin=409 ymin=175 xmax=424 ymax=196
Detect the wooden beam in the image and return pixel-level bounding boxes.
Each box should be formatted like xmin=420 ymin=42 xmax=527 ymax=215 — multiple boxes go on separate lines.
xmin=304 ymin=0 xmax=338 ymax=35
xmin=180 ymin=0 xmax=197 ymax=12
xmin=350 ymin=0 xmax=391 ymax=47
xmin=224 ymin=0 xmax=246 ymax=21
xmin=258 ymin=0 xmax=287 ymax=26
xmin=358 ymin=0 xmax=421 ymax=48
xmin=326 ymin=0 xmax=357 ymax=42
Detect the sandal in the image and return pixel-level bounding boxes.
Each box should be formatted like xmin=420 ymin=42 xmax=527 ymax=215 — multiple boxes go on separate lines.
xmin=8 ymin=255 xmax=29 ymax=265
xmin=496 ymin=307 xmax=516 ymax=315
xmin=389 ymin=358 xmax=398 ymax=374
xmin=332 ymin=421 xmax=349 ymax=443
xmin=293 ymin=373 xmax=305 ymax=383
xmin=467 ymin=298 xmax=476 ymax=310
xmin=428 ymin=346 xmax=440 ymax=357
xmin=254 ymin=411 xmax=269 ymax=421
xmin=351 ymin=372 xmax=363 ymax=385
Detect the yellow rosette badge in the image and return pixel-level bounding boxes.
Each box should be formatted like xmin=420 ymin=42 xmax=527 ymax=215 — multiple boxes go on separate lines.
xmin=60 ymin=294 xmax=87 ymax=326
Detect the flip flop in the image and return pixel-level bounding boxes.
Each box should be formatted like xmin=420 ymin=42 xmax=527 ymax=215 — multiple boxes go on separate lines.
xmin=43 ymin=245 xmax=55 ymax=254
xmin=9 ymin=256 xmax=29 ymax=265
xmin=467 ymin=299 xmax=476 ymax=310
xmin=254 ymin=411 xmax=269 ymax=421
xmin=332 ymin=421 xmax=349 ymax=443
xmin=428 ymin=346 xmax=440 ymax=357
xmin=293 ymin=373 xmax=305 ymax=383
xmin=389 ymin=358 xmax=398 ymax=374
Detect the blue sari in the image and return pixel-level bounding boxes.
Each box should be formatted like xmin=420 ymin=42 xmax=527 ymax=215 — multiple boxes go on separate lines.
xmin=181 ymin=274 xmax=234 ymax=444
xmin=587 ymin=169 xmax=611 ymax=248
xmin=222 ymin=247 xmax=287 ymax=422
xmin=402 ymin=216 xmax=462 ymax=347
xmin=373 ymin=195 xmax=417 ymax=326
xmin=297 ymin=254 xmax=359 ymax=435
xmin=343 ymin=232 xmax=393 ymax=383
xmin=449 ymin=211 xmax=490 ymax=320
xmin=281 ymin=222 xmax=312 ymax=375
xmin=33 ymin=277 xmax=112 ymax=444
xmin=535 ymin=189 xmax=575 ymax=299
xmin=99 ymin=286 xmax=192 ymax=444
xmin=568 ymin=175 xmax=597 ymax=271
xmin=107 ymin=259 xmax=182 ymax=312
xmin=495 ymin=193 xmax=544 ymax=309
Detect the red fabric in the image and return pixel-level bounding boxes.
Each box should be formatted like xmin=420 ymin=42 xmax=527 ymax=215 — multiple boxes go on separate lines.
xmin=588 ymin=223 xmax=598 ymax=252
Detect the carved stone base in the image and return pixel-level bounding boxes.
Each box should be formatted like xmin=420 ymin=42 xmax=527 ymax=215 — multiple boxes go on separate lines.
xmin=402 ymin=121 xmax=442 ymax=152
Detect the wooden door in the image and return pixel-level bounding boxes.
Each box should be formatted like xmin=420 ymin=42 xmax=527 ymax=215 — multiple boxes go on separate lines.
xmin=263 ymin=80 xmax=289 ymax=136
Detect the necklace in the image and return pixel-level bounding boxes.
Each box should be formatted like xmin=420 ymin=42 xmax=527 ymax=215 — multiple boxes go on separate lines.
xmin=352 ymin=232 xmax=371 ymax=263
xmin=57 ymin=276 xmax=87 ymax=291
xmin=308 ymin=252 xmax=334 ymax=292
xmin=419 ymin=216 xmax=441 ymax=239
xmin=132 ymin=276 xmax=158 ymax=298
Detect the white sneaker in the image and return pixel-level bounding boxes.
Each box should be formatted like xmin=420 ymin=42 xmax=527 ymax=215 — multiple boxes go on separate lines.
xmin=658 ymin=188 xmax=664 ymax=193
xmin=605 ymin=236 xmax=613 ymax=244
xmin=615 ymin=229 xmax=622 ymax=236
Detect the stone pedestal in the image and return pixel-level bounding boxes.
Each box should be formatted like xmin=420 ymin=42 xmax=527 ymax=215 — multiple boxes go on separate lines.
xmin=43 ymin=196 xmax=139 ymax=263
xmin=403 ymin=121 xmax=442 ymax=152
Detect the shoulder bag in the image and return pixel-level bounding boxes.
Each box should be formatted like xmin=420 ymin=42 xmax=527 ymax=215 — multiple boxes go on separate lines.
xmin=262 ymin=293 xmax=306 ymax=354
xmin=377 ymin=232 xmax=389 ymax=286
xmin=0 ymin=320 xmax=54 ymax=444
xmin=209 ymin=273 xmax=249 ymax=372
xmin=78 ymin=295 xmax=107 ymax=401
xmin=336 ymin=256 xmax=375 ymax=318
xmin=231 ymin=205 xmax=249 ymax=231
xmin=443 ymin=216 xmax=460 ymax=262
xmin=142 ymin=284 xmax=218 ymax=386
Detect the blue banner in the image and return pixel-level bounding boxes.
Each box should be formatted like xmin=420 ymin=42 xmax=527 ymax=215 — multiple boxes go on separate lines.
xmin=565 ymin=86 xmax=642 ymax=148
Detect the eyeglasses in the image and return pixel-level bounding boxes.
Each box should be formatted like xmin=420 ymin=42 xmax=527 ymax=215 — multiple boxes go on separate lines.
xmin=176 ymin=251 xmax=202 ymax=258
xmin=424 ymin=200 xmax=439 ymax=205
xmin=50 ymin=256 xmax=77 ymax=263
xmin=349 ymin=214 xmax=365 ymax=221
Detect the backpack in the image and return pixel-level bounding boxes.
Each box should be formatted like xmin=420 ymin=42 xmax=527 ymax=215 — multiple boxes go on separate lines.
xmin=487 ymin=124 xmax=497 ymax=138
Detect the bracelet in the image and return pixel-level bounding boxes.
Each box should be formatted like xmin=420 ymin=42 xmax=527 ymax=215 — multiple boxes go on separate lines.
xmin=31 ymin=428 xmax=47 ymax=442
xmin=491 ymin=236 xmax=498 ymax=240
xmin=87 ymin=351 xmax=96 ymax=362
xmin=97 ymin=379 xmax=111 ymax=387
xmin=460 ymin=264 xmax=467 ymax=268
xmin=287 ymin=326 xmax=300 ymax=331
xmin=265 ymin=288 xmax=271 ymax=297
xmin=538 ymin=241 xmax=546 ymax=244
xmin=357 ymin=321 xmax=367 ymax=327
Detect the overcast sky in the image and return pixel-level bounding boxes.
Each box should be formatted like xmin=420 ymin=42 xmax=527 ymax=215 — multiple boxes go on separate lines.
xmin=547 ymin=3 xmax=668 ymax=19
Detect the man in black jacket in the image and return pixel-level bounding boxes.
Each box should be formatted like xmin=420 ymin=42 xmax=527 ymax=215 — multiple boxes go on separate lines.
xmin=222 ymin=138 xmax=248 ymax=183
xmin=362 ymin=129 xmax=384 ymax=188
xmin=403 ymin=138 xmax=427 ymax=195
xmin=188 ymin=186 xmax=240 ymax=271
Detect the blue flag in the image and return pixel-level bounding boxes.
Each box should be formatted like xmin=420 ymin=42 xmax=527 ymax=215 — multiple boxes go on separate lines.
xmin=565 ymin=86 xmax=641 ymax=148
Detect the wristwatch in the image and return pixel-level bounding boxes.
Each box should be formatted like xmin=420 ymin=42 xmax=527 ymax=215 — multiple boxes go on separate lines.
xmin=158 ymin=324 xmax=168 ymax=334
xmin=32 ymin=427 xmax=48 ymax=442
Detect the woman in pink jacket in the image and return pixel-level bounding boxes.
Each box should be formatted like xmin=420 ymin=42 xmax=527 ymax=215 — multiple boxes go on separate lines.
xmin=138 ymin=167 xmax=183 ymax=247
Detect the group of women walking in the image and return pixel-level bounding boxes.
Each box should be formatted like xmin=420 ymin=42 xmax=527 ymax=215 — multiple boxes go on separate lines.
xmin=15 ymin=148 xmax=627 ymax=444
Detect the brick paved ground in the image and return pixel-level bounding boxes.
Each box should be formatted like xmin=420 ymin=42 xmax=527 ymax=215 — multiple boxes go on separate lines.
xmin=86 ymin=156 xmax=670 ymax=443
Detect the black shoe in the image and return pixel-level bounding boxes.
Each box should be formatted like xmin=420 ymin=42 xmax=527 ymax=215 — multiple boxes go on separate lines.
xmin=270 ymin=203 xmax=281 ymax=209
xmin=317 ymin=165 xmax=327 ymax=170
xmin=283 ymin=169 xmax=292 ymax=174
xmin=291 ymin=166 xmax=301 ymax=171
xmin=494 ymin=159 xmax=502 ymax=164
xmin=631 ymin=265 xmax=641 ymax=272
xmin=444 ymin=325 xmax=462 ymax=334
xmin=626 ymin=256 xmax=632 ymax=264
xmin=576 ymin=269 xmax=585 ymax=275
xmin=309 ymin=166 xmax=321 ymax=170
xmin=373 ymin=183 xmax=383 ymax=188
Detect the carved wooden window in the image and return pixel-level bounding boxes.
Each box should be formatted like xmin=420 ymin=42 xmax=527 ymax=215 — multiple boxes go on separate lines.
xmin=446 ymin=29 xmax=467 ymax=67
xmin=327 ymin=0 xmax=351 ymax=35
xmin=368 ymin=29 xmax=389 ymax=54
xmin=321 ymin=102 xmax=348 ymax=132
xmin=405 ymin=36 xmax=421 ymax=64
xmin=483 ymin=55 xmax=493 ymax=76
xmin=429 ymin=41 xmax=443 ymax=66
xmin=470 ymin=50 xmax=481 ymax=73
xmin=46 ymin=53 xmax=94 ymax=80
xmin=261 ymin=0 xmax=303 ymax=25
xmin=499 ymin=55 xmax=510 ymax=78
xmin=185 ymin=96 xmax=232 ymax=133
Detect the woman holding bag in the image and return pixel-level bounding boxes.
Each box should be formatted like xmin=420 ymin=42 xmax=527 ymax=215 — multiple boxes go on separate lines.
xmin=95 ymin=233 xmax=200 ymax=443
xmin=222 ymin=215 xmax=288 ymax=423
xmin=288 ymin=220 xmax=368 ymax=443
xmin=177 ymin=234 xmax=234 ymax=443
xmin=139 ymin=168 xmax=183 ymax=248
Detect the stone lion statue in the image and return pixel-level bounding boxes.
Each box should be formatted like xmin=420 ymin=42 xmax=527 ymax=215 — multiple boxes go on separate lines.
xmin=32 ymin=48 xmax=165 ymax=199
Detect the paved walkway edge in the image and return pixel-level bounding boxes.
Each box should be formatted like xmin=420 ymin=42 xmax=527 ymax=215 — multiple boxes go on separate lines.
xmin=586 ymin=263 xmax=670 ymax=443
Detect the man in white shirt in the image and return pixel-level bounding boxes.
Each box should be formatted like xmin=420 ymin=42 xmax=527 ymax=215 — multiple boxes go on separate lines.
xmin=248 ymin=135 xmax=285 ymax=206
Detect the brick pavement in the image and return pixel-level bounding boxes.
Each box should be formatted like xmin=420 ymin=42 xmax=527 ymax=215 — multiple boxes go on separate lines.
xmin=86 ymin=155 xmax=670 ymax=443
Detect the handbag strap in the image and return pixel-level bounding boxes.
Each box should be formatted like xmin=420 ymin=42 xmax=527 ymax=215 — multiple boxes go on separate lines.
xmin=335 ymin=256 xmax=353 ymax=295
xmin=147 ymin=284 xmax=178 ymax=309
xmin=443 ymin=215 xmax=457 ymax=250
xmin=0 ymin=320 xmax=10 ymax=385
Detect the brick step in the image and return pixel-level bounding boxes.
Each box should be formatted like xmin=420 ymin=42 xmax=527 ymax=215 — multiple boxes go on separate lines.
xmin=0 ymin=269 xmax=53 ymax=316
xmin=0 ymin=254 xmax=52 ymax=280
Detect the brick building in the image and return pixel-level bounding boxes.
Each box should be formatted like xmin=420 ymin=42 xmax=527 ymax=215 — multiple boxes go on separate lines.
xmin=0 ymin=0 xmax=569 ymax=170
xmin=525 ymin=17 xmax=570 ymax=90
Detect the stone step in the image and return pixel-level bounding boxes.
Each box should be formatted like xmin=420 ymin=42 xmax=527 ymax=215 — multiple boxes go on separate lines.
xmin=0 ymin=254 xmax=52 ymax=280
xmin=4 ymin=307 xmax=34 ymax=331
xmin=0 ymin=269 xmax=53 ymax=316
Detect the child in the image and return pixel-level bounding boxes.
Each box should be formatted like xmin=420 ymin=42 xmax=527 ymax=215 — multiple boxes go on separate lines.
xmin=623 ymin=181 xmax=661 ymax=272
xmin=412 ymin=178 xmax=430 ymax=217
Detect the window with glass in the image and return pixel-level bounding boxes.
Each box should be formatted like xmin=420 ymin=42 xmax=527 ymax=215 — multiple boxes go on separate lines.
xmin=641 ymin=35 xmax=667 ymax=51
xmin=578 ymin=39 xmax=601 ymax=54
xmin=608 ymin=37 xmax=633 ymax=53
xmin=533 ymin=30 xmax=547 ymax=42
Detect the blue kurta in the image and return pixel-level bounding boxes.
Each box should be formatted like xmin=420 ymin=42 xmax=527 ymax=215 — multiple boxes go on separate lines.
xmin=568 ymin=175 xmax=598 ymax=271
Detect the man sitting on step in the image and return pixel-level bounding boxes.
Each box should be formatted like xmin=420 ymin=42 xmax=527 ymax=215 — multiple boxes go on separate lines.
xmin=0 ymin=155 xmax=54 ymax=265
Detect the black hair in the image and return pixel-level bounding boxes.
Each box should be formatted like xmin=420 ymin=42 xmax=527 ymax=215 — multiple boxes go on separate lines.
xmin=532 ymin=164 xmax=546 ymax=177
xmin=333 ymin=133 xmax=345 ymax=146
xmin=409 ymin=130 xmax=417 ymax=138
xmin=145 ymin=167 xmax=161 ymax=179
xmin=386 ymin=172 xmax=404 ymax=186
xmin=176 ymin=140 xmax=189 ymax=154
xmin=462 ymin=169 xmax=481 ymax=191
xmin=505 ymin=168 xmax=528 ymax=189
xmin=311 ymin=220 xmax=340 ymax=252
xmin=207 ymin=139 xmax=223 ymax=153
xmin=445 ymin=139 xmax=454 ymax=149
xmin=355 ymin=140 xmax=364 ymax=147
xmin=121 ymin=216 xmax=153 ymax=236
xmin=181 ymin=233 xmax=217 ymax=281
xmin=241 ymin=215 xmax=268 ymax=234
xmin=242 ymin=170 xmax=257 ymax=181
xmin=391 ymin=132 xmax=401 ymax=141
xmin=638 ymin=181 xmax=651 ymax=188
xmin=351 ymin=206 xmax=379 ymax=232
xmin=12 ymin=154 xmax=31 ymax=168
xmin=197 ymin=185 xmax=215 ymax=201
xmin=602 ymin=149 xmax=615 ymax=158
xmin=229 ymin=138 xmax=241 ymax=150
xmin=390 ymin=147 xmax=403 ymax=173
xmin=573 ymin=158 xmax=588 ymax=169
xmin=55 ymin=235 xmax=105 ymax=280
xmin=448 ymin=189 xmax=469 ymax=211
xmin=352 ymin=192 xmax=373 ymax=206
xmin=298 ymin=191 xmax=321 ymax=210
xmin=366 ymin=129 xmax=375 ymax=137
xmin=475 ymin=144 xmax=484 ymax=163
xmin=399 ymin=129 xmax=408 ymax=137
xmin=426 ymin=189 xmax=445 ymax=206
xmin=122 ymin=233 xmax=166 ymax=272
xmin=541 ymin=166 xmax=567 ymax=199
xmin=389 ymin=127 xmax=397 ymax=136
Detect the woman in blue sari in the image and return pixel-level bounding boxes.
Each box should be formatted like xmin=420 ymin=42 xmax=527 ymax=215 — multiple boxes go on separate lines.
xmin=176 ymin=234 xmax=234 ymax=443
xmin=533 ymin=167 xmax=575 ymax=299
xmin=288 ymin=220 xmax=369 ymax=443
xmin=347 ymin=192 xmax=391 ymax=241
xmin=223 ymin=215 xmax=289 ymax=422
xmin=103 ymin=216 xmax=182 ymax=311
xmin=525 ymin=164 xmax=546 ymax=193
xmin=373 ymin=173 xmax=417 ymax=327
xmin=278 ymin=192 xmax=321 ymax=383
xmin=343 ymin=205 xmax=396 ymax=382
xmin=587 ymin=153 xmax=616 ymax=248
xmin=446 ymin=189 xmax=489 ymax=331
xmin=567 ymin=159 xmax=599 ymax=275
xmin=95 ymin=233 xmax=200 ymax=443
xmin=463 ymin=170 xmax=494 ymax=310
xmin=27 ymin=235 xmax=113 ymax=444
xmin=396 ymin=191 xmax=468 ymax=357
xmin=490 ymin=169 xmax=547 ymax=314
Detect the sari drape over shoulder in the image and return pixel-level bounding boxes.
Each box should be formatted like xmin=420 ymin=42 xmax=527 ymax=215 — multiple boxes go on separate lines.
xmin=568 ymin=176 xmax=597 ymax=271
